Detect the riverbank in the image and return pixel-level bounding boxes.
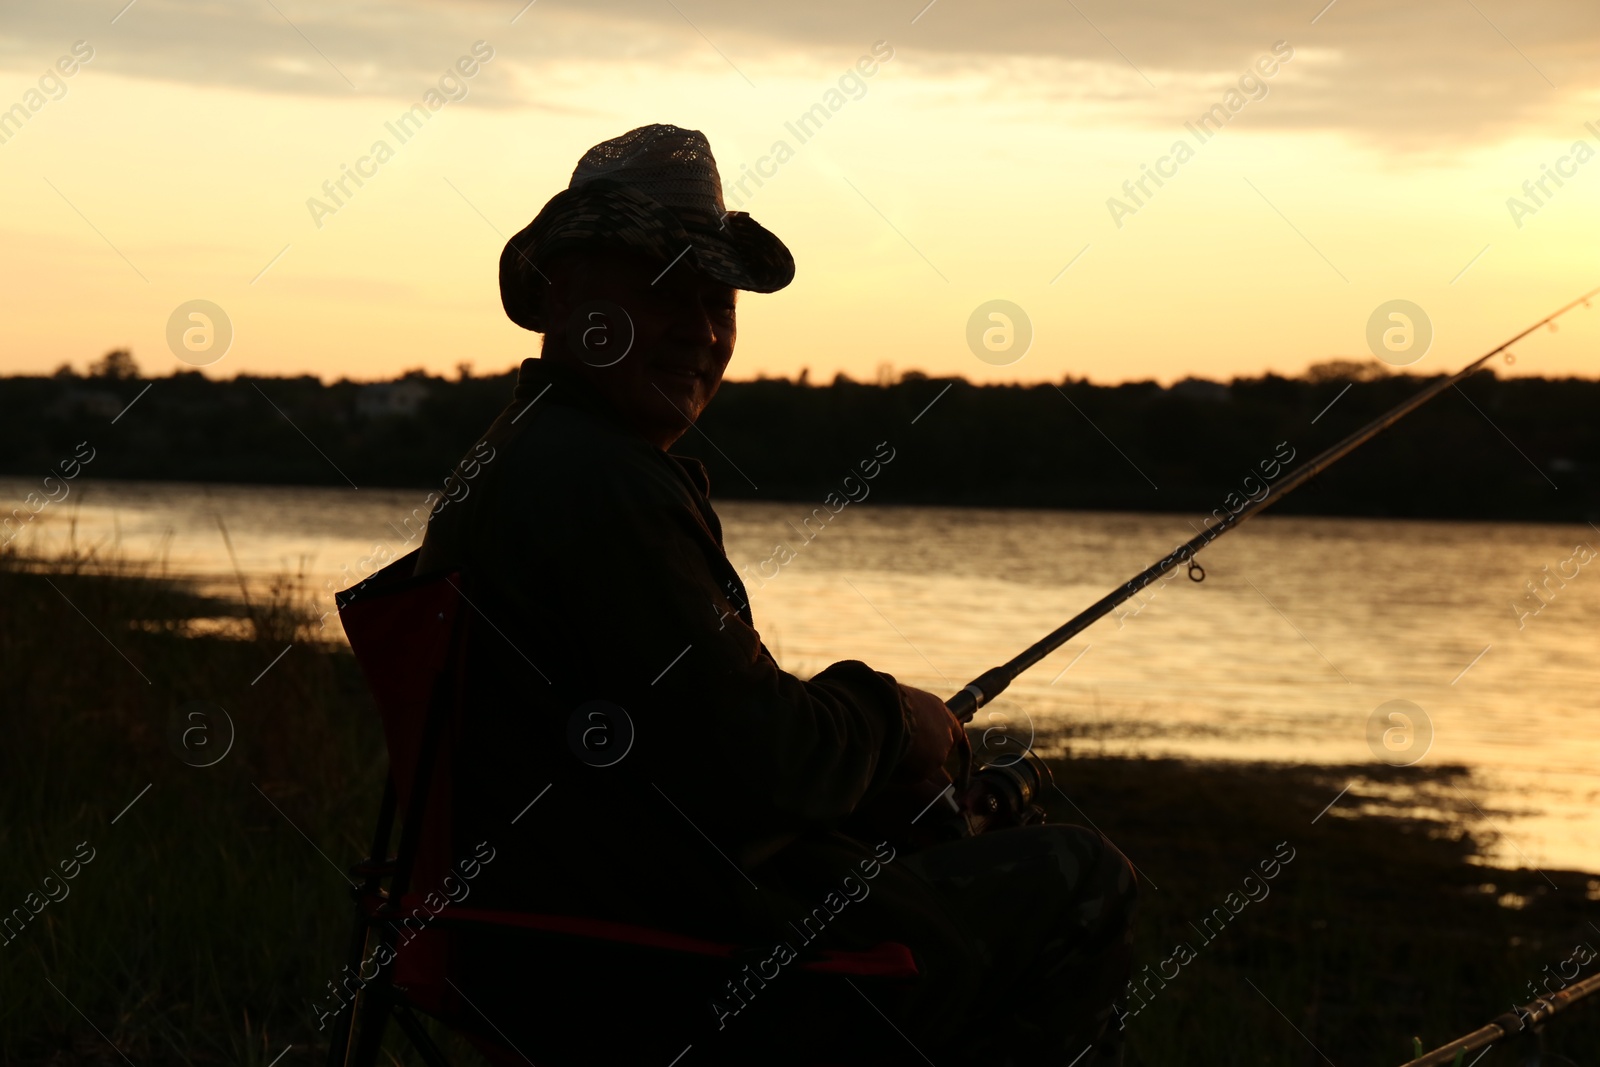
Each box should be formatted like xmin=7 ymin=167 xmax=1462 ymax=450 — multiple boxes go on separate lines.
xmin=2 ymin=550 xmax=1595 ymax=1065
xmin=1040 ymin=751 xmax=1599 ymax=1065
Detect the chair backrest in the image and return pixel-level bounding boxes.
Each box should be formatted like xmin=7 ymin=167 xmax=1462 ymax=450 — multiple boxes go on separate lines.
xmin=337 ymin=550 xmax=469 ymax=1017
xmin=338 ymin=551 xmax=461 ymax=819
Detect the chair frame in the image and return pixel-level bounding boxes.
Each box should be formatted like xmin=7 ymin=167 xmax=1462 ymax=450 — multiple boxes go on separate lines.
xmin=325 ymin=552 xmax=922 ymax=1067
xmin=326 ymin=555 xmax=469 ymax=1067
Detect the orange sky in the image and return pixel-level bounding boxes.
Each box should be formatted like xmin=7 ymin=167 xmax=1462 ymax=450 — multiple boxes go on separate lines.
xmin=2 ymin=0 xmax=1599 ymax=385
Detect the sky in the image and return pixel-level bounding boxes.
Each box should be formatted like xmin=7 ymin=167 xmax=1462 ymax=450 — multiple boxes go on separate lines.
xmin=2 ymin=0 xmax=1599 ymax=385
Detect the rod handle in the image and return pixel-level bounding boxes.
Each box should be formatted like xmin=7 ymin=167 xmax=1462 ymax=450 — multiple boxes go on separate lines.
xmin=945 ymin=667 xmax=1015 ymax=722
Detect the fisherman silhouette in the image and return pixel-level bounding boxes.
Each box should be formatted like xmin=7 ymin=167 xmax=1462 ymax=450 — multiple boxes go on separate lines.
xmin=417 ymin=124 xmax=1138 ymax=1067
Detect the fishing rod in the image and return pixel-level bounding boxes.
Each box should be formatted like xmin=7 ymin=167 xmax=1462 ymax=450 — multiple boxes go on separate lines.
xmin=945 ymin=285 xmax=1600 ymax=722
xmin=1399 ymin=970 xmax=1600 ymax=1066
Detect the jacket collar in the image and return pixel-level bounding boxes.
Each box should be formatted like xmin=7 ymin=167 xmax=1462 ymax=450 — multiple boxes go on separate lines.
xmin=512 ymin=357 xmax=714 ymax=498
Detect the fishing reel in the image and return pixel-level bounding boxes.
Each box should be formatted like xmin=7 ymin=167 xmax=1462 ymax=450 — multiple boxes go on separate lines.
xmin=845 ymin=724 xmax=1055 ymax=851
xmin=955 ymin=746 xmax=1055 ymax=837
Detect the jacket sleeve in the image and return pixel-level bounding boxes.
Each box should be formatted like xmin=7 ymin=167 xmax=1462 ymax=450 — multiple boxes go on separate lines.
xmin=482 ymin=420 xmax=916 ymax=831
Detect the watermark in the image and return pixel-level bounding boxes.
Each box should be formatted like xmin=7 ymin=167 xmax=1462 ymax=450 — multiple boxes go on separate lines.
xmin=966 ymin=299 xmax=1033 ymax=367
xmin=308 ymin=840 xmax=496 ymax=1031
xmin=1195 ymin=439 xmax=1296 ymax=537
xmin=721 ymin=41 xmax=895 ymax=216
xmin=722 ymin=441 xmax=896 ymax=608
xmin=1113 ymin=579 xmax=1164 ymax=628
xmin=710 ymin=841 xmax=897 ymax=1030
xmin=316 ymin=438 xmax=497 ymax=629
xmin=1365 ymin=299 xmax=1433 ymax=367
xmin=969 ymin=696 xmax=1036 ymax=769
xmin=0 ymin=40 xmax=95 ymax=148
xmin=1133 ymin=440 xmax=1296 ymax=605
xmin=567 ymin=700 xmax=635 ymax=767
xmin=1366 ymin=699 xmax=1432 ymax=766
xmin=166 ymin=299 xmax=233 ymax=368
xmin=1208 ymin=441 xmax=1297 ymax=520
xmin=1511 ymin=541 xmax=1595 ymax=630
xmin=1 ymin=840 xmax=96 ymax=948
xmin=1505 ymin=122 xmax=1600 ymax=229
xmin=1 ymin=441 xmax=96 ymax=549
xmin=306 ymin=41 xmax=495 ymax=229
xmin=167 ymin=700 xmax=235 ymax=768
xmin=568 ymin=300 xmax=634 ymax=368
xmin=1106 ymin=41 xmax=1294 ymax=229
xmin=1118 ymin=840 xmax=1296 ymax=1027
xmin=1511 ymin=938 xmax=1597 ymax=1025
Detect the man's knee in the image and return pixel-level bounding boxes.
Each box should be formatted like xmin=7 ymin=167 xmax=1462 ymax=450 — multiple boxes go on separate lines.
xmin=1032 ymin=824 xmax=1139 ymax=938
xmin=1093 ymin=830 xmax=1139 ymax=906
xmin=1038 ymin=825 xmax=1135 ymax=889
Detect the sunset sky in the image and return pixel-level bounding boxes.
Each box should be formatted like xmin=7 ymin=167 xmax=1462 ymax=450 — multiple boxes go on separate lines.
xmin=3 ymin=0 xmax=1599 ymax=385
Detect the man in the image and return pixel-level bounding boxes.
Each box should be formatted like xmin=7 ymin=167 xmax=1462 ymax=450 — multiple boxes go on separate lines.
xmin=417 ymin=124 xmax=1136 ymax=1066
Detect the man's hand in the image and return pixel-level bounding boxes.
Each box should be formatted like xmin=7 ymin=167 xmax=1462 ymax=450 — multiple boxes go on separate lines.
xmin=894 ymin=685 xmax=966 ymax=784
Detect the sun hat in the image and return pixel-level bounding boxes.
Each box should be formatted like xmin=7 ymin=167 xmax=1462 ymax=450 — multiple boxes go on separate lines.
xmin=499 ymin=124 xmax=795 ymax=332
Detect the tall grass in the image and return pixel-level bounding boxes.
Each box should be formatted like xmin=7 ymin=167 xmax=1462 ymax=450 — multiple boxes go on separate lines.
xmin=0 ymin=544 xmax=483 ymax=1065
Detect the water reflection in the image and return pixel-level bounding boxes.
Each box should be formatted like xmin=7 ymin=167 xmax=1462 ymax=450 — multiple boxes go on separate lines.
xmin=6 ymin=478 xmax=1596 ymax=871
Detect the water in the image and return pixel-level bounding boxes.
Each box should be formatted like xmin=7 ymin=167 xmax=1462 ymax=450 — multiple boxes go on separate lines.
xmin=7 ymin=476 xmax=1598 ymax=873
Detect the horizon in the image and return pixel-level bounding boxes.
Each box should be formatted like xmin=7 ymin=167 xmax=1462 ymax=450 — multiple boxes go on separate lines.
xmin=18 ymin=352 xmax=1600 ymax=389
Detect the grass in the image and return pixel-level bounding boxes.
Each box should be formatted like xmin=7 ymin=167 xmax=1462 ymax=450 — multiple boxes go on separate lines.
xmin=1040 ymin=753 xmax=1600 ymax=1065
xmin=0 ymin=544 xmax=480 ymax=1066
xmin=1 ymin=545 xmax=1595 ymax=1066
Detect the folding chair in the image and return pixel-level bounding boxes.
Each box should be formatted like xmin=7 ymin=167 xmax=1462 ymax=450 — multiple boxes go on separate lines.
xmin=325 ymin=550 xmax=924 ymax=1067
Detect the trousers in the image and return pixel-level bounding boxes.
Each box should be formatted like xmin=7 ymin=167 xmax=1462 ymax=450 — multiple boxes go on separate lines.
xmin=450 ymin=822 xmax=1137 ymax=1067
xmin=728 ymin=822 xmax=1140 ymax=1066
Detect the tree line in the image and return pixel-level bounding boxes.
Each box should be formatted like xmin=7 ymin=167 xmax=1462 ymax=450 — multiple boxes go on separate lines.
xmin=4 ymin=356 xmax=1597 ymax=523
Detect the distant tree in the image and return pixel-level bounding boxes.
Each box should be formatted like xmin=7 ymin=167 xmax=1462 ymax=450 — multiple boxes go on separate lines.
xmin=88 ymin=349 xmax=139 ymax=379
xmin=796 ymin=367 xmax=810 ymax=386
xmin=456 ymin=361 xmax=474 ymax=381
xmin=1307 ymin=359 xmax=1391 ymax=382
xmin=51 ymin=362 xmax=76 ymax=379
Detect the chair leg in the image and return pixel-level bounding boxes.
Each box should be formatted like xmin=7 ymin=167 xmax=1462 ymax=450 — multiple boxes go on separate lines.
xmin=392 ymin=1004 xmax=455 ymax=1067
xmin=323 ymin=995 xmax=356 ymax=1067
xmin=326 ymin=916 xmax=374 ymax=1067
xmin=333 ymin=782 xmax=398 ymax=1067
xmin=346 ymin=990 xmax=393 ymax=1067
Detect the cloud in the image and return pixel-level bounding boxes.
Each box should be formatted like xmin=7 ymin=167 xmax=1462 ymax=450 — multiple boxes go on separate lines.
xmin=0 ymin=0 xmax=616 ymax=106
xmin=2 ymin=0 xmax=1596 ymax=147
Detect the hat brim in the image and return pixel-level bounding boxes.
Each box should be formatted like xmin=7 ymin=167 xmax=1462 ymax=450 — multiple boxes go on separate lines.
xmin=499 ymin=183 xmax=794 ymax=332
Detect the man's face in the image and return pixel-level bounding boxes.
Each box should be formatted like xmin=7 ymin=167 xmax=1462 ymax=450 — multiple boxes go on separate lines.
xmin=543 ymin=246 xmax=738 ymax=450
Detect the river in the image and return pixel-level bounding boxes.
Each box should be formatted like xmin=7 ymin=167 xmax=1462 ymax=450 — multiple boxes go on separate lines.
xmin=6 ymin=476 xmax=1597 ymax=873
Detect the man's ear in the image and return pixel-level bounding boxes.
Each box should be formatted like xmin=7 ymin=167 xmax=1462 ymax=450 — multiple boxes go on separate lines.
xmin=538 ymin=250 xmax=594 ymax=350
xmin=540 ymin=272 xmax=570 ymax=343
